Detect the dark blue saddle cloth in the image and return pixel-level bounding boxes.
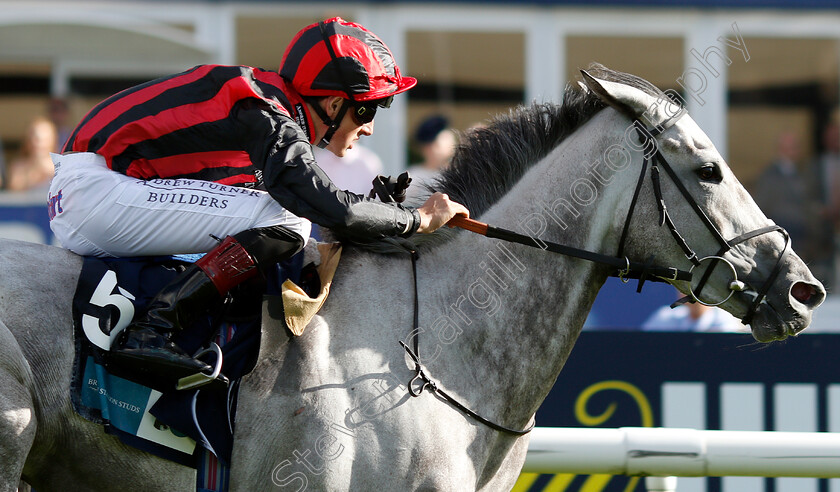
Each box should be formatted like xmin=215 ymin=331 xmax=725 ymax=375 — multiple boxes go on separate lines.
xmin=70 ymin=253 xmax=302 ymax=468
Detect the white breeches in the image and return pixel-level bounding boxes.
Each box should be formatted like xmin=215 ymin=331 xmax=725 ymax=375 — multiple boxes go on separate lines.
xmin=47 ymin=152 xmax=311 ymax=257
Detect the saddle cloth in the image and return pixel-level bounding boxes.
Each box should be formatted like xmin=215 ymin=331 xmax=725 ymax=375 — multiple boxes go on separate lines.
xmin=69 ymin=241 xmax=341 ymax=471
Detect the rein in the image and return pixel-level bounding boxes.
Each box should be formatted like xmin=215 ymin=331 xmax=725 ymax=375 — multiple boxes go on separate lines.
xmin=448 ymin=213 xmax=691 ymax=289
xmin=448 ymin=116 xmax=790 ymax=325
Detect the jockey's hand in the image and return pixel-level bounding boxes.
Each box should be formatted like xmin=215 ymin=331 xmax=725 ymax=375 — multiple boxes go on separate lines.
xmin=416 ymin=192 xmax=470 ymax=233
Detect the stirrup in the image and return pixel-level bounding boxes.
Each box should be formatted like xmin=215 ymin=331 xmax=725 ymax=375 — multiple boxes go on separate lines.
xmin=176 ymin=343 xmax=224 ymax=391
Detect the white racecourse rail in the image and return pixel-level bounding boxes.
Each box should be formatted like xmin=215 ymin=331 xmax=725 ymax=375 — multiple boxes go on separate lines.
xmin=523 ymin=426 xmax=840 ymax=477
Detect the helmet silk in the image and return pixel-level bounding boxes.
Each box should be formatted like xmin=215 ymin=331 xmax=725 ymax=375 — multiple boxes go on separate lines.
xmin=280 ymin=17 xmax=417 ymax=102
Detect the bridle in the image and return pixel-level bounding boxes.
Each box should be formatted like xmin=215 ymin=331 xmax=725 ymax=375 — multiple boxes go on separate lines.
xmin=621 ymin=116 xmax=790 ymax=324
xmin=397 ymin=107 xmax=791 ymax=436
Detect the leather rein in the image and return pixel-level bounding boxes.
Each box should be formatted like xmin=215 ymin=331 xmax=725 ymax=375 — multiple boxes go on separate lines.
xmin=398 ymin=114 xmax=790 ymax=436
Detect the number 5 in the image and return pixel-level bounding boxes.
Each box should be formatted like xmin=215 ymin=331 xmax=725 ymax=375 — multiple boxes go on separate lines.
xmin=82 ymin=270 xmax=136 ymax=351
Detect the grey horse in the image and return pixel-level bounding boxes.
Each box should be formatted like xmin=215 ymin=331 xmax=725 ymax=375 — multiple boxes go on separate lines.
xmin=1 ymin=66 xmax=824 ymax=491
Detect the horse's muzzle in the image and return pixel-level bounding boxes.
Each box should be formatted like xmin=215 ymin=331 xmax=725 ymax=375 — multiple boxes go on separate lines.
xmin=749 ymin=279 xmax=825 ymax=342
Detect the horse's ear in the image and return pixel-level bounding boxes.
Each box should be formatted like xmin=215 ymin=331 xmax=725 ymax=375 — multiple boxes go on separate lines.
xmin=580 ymin=69 xmax=654 ymax=119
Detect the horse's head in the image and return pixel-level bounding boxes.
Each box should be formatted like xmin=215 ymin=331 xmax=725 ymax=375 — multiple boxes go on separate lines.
xmin=581 ymin=68 xmax=825 ymax=342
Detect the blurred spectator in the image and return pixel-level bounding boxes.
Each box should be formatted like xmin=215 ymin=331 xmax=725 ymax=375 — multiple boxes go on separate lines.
xmin=311 ymin=144 xmax=383 ymax=241
xmin=809 ymin=121 xmax=840 ymax=289
xmin=752 ymin=130 xmax=831 ymax=286
xmin=313 ymin=144 xmax=383 ymax=195
xmin=6 ymin=117 xmax=57 ymax=192
xmin=642 ymin=289 xmax=745 ymax=333
xmin=48 ymin=97 xmax=72 ymax=152
xmin=407 ymin=115 xmax=456 ymax=199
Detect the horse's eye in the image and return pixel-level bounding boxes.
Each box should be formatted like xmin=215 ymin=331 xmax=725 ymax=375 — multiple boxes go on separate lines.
xmin=697 ymin=164 xmax=721 ymax=183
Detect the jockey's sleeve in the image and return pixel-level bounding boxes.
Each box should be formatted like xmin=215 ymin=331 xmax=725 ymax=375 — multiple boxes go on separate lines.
xmin=238 ymin=101 xmax=421 ymax=241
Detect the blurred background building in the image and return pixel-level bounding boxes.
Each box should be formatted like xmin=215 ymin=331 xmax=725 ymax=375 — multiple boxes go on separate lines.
xmin=2 ymin=1 xmax=839 ymax=178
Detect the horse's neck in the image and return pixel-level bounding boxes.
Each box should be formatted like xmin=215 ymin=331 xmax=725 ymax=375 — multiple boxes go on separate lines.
xmin=416 ymin=111 xmax=633 ymax=425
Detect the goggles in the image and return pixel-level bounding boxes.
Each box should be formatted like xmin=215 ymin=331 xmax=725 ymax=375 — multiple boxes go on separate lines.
xmin=351 ymin=95 xmax=394 ymax=125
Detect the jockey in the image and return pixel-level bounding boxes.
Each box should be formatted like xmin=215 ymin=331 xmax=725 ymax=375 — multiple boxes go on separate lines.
xmin=48 ymin=17 xmax=469 ymax=385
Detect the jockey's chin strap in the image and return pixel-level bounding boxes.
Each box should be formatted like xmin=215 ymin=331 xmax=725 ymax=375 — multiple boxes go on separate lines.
xmin=307 ymin=99 xmax=350 ymax=149
xmin=395 ymin=245 xmax=535 ymax=436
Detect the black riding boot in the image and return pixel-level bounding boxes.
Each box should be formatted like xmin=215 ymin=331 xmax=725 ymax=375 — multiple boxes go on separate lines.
xmin=109 ymin=235 xmax=260 ymax=383
xmin=108 ymin=226 xmax=305 ymax=387
xmin=109 ymin=264 xmax=220 ymax=377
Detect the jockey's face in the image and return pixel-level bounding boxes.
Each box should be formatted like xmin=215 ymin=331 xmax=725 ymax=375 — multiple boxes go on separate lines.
xmin=320 ymin=97 xmax=374 ymax=157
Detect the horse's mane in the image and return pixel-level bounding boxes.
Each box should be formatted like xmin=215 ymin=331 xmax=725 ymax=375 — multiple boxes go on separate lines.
xmin=345 ymin=64 xmax=665 ymax=254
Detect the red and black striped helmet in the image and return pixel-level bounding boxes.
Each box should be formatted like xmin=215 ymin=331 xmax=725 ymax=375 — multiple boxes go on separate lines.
xmin=280 ymin=17 xmax=417 ymax=102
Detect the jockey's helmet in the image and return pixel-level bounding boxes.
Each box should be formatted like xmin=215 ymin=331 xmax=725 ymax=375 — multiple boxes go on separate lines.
xmin=280 ymin=17 xmax=416 ymax=104
xmin=280 ymin=17 xmax=416 ymax=147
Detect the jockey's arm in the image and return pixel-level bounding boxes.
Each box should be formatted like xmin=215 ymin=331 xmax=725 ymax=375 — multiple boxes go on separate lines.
xmin=245 ymin=109 xmax=467 ymax=239
xmin=415 ymin=192 xmax=470 ymax=233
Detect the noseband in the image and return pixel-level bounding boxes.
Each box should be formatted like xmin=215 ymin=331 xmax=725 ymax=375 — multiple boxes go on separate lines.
xmin=619 ymin=118 xmax=791 ymax=324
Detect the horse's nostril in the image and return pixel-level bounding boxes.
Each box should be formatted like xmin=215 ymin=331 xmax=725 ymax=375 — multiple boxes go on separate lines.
xmin=791 ymin=281 xmax=821 ymax=306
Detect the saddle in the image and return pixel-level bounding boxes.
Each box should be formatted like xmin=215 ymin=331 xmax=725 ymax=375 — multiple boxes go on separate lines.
xmin=69 ymin=240 xmax=340 ymax=471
